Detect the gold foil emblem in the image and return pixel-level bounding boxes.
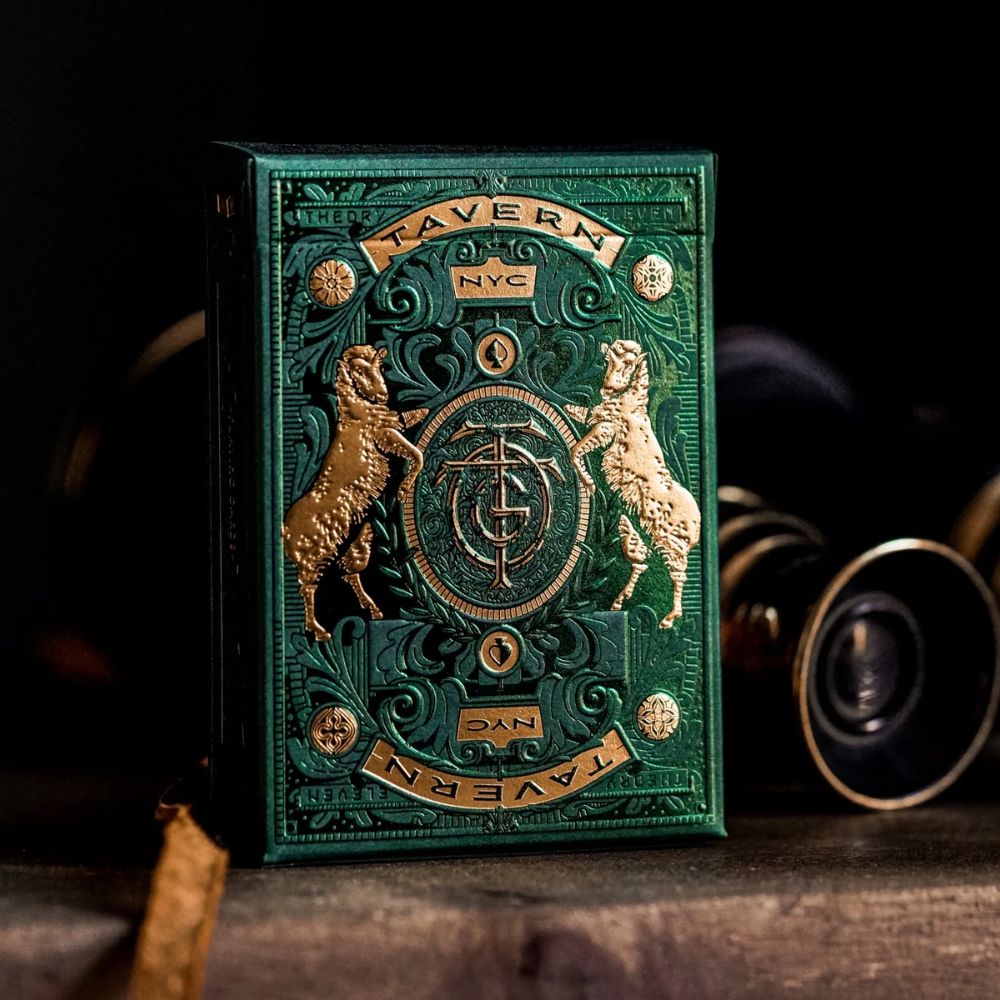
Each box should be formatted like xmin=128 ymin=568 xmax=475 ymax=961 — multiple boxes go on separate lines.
xmin=310 ymin=706 xmax=360 ymax=755
xmin=477 ymin=629 xmax=521 ymax=674
xmin=568 ymin=340 xmax=701 ymax=628
xmin=636 ymin=693 xmax=680 ymax=741
xmin=452 ymin=257 xmax=536 ymax=300
xmin=403 ymin=385 xmax=589 ymax=620
xmin=361 ymin=731 xmax=632 ymax=809
xmin=309 ymin=258 xmax=356 ymax=306
xmin=361 ymin=196 xmax=625 ymax=272
xmin=283 ymin=345 xmax=427 ymax=640
xmin=474 ymin=331 xmax=518 ymax=376
xmin=456 ymin=705 xmax=542 ymax=748
xmin=631 ymin=253 xmax=674 ymax=302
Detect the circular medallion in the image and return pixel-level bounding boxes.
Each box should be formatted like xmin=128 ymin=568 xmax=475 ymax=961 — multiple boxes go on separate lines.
xmin=631 ymin=254 xmax=674 ymax=302
xmin=403 ymin=386 xmax=589 ymax=620
xmin=309 ymin=259 xmax=356 ymax=307
xmin=478 ymin=628 xmax=522 ymax=674
xmin=636 ymin=693 xmax=680 ymax=740
xmin=309 ymin=705 xmax=359 ymax=755
xmin=475 ymin=331 xmax=518 ymax=376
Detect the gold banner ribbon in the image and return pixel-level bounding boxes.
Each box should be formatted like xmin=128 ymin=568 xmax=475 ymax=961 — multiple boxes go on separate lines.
xmin=361 ymin=730 xmax=632 ymax=810
xmin=361 ymin=196 xmax=625 ymax=273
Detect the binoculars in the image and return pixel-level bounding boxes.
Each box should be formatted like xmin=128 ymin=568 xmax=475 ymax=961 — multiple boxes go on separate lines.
xmin=719 ymin=498 xmax=1000 ymax=808
xmin=717 ymin=328 xmax=1000 ymax=809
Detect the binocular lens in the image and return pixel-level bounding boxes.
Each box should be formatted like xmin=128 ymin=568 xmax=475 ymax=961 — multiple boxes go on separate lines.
xmin=800 ymin=541 xmax=1000 ymax=808
xmin=817 ymin=594 xmax=923 ymax=736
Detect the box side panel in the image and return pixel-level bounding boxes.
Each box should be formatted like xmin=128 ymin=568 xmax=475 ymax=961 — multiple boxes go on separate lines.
xmin=697 ymin=161 xmax=724 ymax=836
xmin=207 ymin=149 xmax=269 ymax=859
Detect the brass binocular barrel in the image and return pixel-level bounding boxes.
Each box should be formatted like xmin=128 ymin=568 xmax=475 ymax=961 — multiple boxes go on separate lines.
xmin=953 ymin=472 xmax=1000 ymax=600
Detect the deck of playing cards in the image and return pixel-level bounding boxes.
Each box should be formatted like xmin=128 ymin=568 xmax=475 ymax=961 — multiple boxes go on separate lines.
xmin=206 ymin=145 xmax=723 ymax=861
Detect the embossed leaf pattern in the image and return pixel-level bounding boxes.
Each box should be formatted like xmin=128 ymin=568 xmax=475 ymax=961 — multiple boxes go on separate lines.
xmin=534 ymin=670 xmax=623 ymax=754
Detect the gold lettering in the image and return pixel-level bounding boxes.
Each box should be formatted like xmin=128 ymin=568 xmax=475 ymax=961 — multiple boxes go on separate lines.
xmin=550 ymin=765 xmax=578 ymax=787
xmin=416 ymin=214 xmax=447 ymax=237
xmin=493 ymin=201 xmax=521 ymax=220
xmin=573 ymin=220 xmax=606 ymax=251
xmin=385 ymin=755 xmax=420 ymax=787
xmin=380 ymin=224 xmax=408 ymax=247
xmin=514 ymin=780 xmax=546 ymax=801
xmin=430 ymin=776 xmax=460 ymax=799
xmin=215 ymin=192 xmax=235 ymax=218
xmin=361 ymin=734 xmax=631 ymax=810
xmin=473 ymin=784 xmax=503 ymax=802
xmin=362 ymin=198 xmax=624 ymax=273
xmin=451 ymin=259 xmax=537 ymax=302
xmin=536 ymin=206 xmax=563 ymax=230
xmin=587 ymin=753 xmax=614 ymax=777
xmin=452 ymin=202 xmax=481 ymax=223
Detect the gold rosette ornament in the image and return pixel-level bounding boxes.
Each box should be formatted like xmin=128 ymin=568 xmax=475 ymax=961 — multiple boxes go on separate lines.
xmin=309 ymin=258 xmax=356 ymax=306
xmin=637 ymin=692 xmax=681 ymax=740
xmin=310 ymin=706 xmax=359 ymax=755
xmin=631 ymin=253 xmax=674 ymax=302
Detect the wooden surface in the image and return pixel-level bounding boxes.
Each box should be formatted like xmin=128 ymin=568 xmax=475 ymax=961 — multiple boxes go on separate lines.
xmin=1 ymin=768 xmax=999 ymax=999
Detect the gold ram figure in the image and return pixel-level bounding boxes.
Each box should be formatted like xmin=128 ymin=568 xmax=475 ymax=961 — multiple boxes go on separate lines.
xmin=568 ymin=340 xmax=701 ymax=629
xmin=283 ymin=345 xmax=427 ymax=640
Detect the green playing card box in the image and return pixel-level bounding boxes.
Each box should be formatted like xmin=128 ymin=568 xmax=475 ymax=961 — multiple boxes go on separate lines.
xmin=206 ymin=145 xmax=723 ymax=862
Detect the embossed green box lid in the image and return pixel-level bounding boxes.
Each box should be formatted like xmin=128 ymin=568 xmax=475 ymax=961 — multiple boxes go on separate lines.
xmin=207 ymin=146 xmax=723 ymax=862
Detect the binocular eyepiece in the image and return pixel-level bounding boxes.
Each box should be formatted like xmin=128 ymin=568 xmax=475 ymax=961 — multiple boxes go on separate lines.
xmin=720 ymin=508 xmax=1000 ymax=808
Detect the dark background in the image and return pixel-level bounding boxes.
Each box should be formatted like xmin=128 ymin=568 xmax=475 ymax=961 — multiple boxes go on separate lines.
xmin=1 ymin=10 xmax=993 ymax=764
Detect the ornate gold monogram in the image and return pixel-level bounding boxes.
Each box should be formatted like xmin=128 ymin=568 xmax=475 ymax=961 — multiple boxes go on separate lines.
xmin=568 ymin=340 xmax=701 ymax=628
xmin=436 ymin=418 xmax=562 ymax=589
xmin=283 ymin=345 xmax=427 ymax=640
xmin=310 ymin=706 xmax=359 ymax=755
xmin=403 ymin=386 xmax=589 ymax=620
xmin=636 ymin=693 xmax=680 ymax=740
xmin=631 ymin=253 xmax=674 ymax=302
xmin=309 ymin=258 xmax=356 ymax=306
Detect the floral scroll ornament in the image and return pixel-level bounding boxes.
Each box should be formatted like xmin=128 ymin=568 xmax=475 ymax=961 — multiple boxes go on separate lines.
xmin=631 ymin=253 xmax=674 ymax=303
xmin=309 ymin=258 xmax=357 ymax=307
